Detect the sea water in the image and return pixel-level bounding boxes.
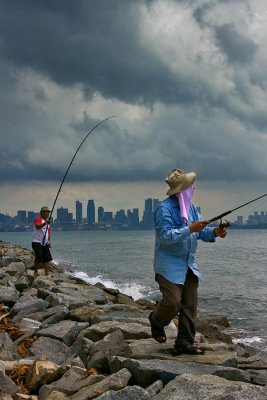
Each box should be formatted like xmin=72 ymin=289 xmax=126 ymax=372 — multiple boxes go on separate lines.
xmin=1 ymin=229 xmax=266 ymax=352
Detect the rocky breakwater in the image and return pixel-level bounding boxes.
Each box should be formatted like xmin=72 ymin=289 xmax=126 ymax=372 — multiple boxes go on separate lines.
xmin=0 ymin=240 xmax=266 ymax=400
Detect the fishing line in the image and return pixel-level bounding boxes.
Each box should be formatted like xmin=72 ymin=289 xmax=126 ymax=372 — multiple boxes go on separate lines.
xmin=42 ymin=115 xmax=116 ymax=245
xmin=48 ymin=117 xmax=115 ymax=221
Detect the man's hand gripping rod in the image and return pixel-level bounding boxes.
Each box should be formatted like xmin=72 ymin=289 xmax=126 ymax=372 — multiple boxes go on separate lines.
xmin=209 ymin=211 xmax=232 ymax=229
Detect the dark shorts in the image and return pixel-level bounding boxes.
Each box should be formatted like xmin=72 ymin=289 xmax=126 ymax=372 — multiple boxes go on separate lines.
xmin=32 ymin=242 xmax=52 ymax=263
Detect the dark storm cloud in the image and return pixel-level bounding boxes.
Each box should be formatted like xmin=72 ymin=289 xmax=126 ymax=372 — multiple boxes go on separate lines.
xmin=215 ymin=23 xmax=258 ymax=64
xmin=0 ymin=0 xmax=262 ymax=112
xmin=0 ymin=0 xmax=182 ymax=105
xmin=0 ymin=0 xmax=248 ymax=110
xmin=0 ymin=0 xmax=267 ymax=186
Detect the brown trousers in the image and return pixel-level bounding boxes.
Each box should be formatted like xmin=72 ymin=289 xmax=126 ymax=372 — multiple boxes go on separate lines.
xmin=153 ymin=268 xmax=199 ymax=346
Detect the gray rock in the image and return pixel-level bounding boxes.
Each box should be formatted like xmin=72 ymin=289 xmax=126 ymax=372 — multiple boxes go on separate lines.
xmin=13 ymin=329 xmax=39 ymax=348
xmin=237 ymin=355 xmax=267 ymax=370
xmin=0 ymin=255 xmax=17 ymax=268
xmin=3 ymin=262 xmax=26 ymax=275
xmin=0 ymin=274 xmax=10 ymax=286
xmin=196 ymin=320 xmax=232 ymax=344
xmin=36 ymin=287 xmax=54 ymax=300
xmin=32 ymin=276 xmax=56 ymax=288
xmin=145 ymin=380 xmax=164 ymax=397
xmin=46 ymin=292 xmax=94 ymax=308
xmin=153 ymin=373 xmax=267 ymax=400
xmin=96 ymin=386 xmax=151 ymax=400
xmin=89 ymin=303 xmax=146 ymax=320
xmin=71 ymin=356 xmax=85 ymax=368
xmin=0 ymin=370 xmax=21 ymax=396
xmin=81 ymin=321 xmax=151 ymax=342
xmin=52 ymin=282 xmax=108 ymax=305
xmin=44 ymin=391 xmax=68 ymax=400
xmin=14 ymin=275 xmax=30 ymax=292
xmin=70 ymin=337 xmax=94 ymax=366
xmin=37 ymin=320 xmax=89 ymax=346
xmin=86 ymin=330 xmax=131 ymax=371
xmin=19 ymin=256 xmax=34 ymax=270
xmin=38 ymin=366 xmax=105 ymax=399
xmin=110 ymin=356 xmax=250 ymax=387
xmin=23 ymin=286 xmax=37 ymax=296
xmin=46 ymin=292 xmax=64 ymax=306
xmin=135 ymin=298 xmax=156 ymax=310
xmin=27 ymin=305 xmax=68 ymax=322
xmin=115 ymin=293 xmax=138 ymax=307
xmin=101 ymin=287 xmax=120 ymax=296
xmin=29 ymin=336 xmax=72 ymax=365
xmin=0 ymin=332 xmax=18 ymax=361
xmin=89 ymin=313 xmax=147 ymax=326
xmin=49 ymin=262 xmax=66 ymax=274
xmin=41 ymin=308 xmax=69 ymax=326
xmin=19 ymin=318 xmax=41 ymax=330
xmin=126 ymin=337 xmax=238 ymax=367
xmin=69 ymin=305 xmax=106 ymax=322
xmin=0 ymin=287 xmax=20 ymax=306
xmin=11 ymin=293 xmax=49 ymax=322
xmin=68 ymin=368 xmax=132 ymax=400
xmin=0 ymin=358 xmax=36 ymax=372
xmin=0 ymin=394 xmax=13 ymax=400
xmin=68 ymin=301 xmax=95 ymax=310
xmin=248 ymin=369 xmax=267 ymax=386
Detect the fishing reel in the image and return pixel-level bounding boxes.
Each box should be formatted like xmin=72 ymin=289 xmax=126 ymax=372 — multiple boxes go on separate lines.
xmin=219 ymin=219 xmax=231 ymax=229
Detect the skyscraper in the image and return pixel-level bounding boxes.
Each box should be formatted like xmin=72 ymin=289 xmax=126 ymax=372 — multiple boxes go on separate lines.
xmin=57 ymin=207 xmax=72 ymax=223
xmin=17 ymin=210 xmax=27 ymax=224
xmin=27 ymin=211 xmax=35 ymax=224
xmin=142 ymin=198 xmax=154 ymax=228
xmin=98 ymin=206 xmax=104 ymax=222
xmin=145 ymin=198 xmax=153 ymax=213
xmin=87 ymin=200 xmax=95 ymax=226
xmin=76 ymin=200 xmax=83 ymax=224
xmin=132 ymin=208 xmax=139 ymax=228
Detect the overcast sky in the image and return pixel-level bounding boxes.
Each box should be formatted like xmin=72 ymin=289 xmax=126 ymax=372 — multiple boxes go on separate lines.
xmin=1 ymin=0 xmax=267 ymax=219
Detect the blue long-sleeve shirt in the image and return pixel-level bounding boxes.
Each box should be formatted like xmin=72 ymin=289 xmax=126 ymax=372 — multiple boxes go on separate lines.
xmin=154 ymin=196 xmax=216 ymax=284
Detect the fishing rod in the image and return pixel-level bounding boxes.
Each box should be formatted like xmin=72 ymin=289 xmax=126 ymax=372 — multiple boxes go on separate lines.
xmin=209 ymin=192 xmax=267 ymax=228
xmin=42 ymin=115 xmax=116 ymax=245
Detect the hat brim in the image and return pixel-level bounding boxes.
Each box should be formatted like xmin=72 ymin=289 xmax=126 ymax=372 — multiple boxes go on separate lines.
xmin=166 ymin=171 xmax=196 ymax=196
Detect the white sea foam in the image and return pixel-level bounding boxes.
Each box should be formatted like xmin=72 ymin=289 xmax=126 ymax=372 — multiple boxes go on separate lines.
xmin=233 ymin=336 xmax=263 ymax=345
xmin=72 ymin=271 xmax=146 ymax=300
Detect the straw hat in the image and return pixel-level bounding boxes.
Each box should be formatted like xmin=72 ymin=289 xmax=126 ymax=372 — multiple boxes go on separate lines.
xmin=166 ymin=168 xmax=196 ymax=196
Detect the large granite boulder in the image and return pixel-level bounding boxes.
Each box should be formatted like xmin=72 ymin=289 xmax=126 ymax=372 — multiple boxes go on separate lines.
xmin=153 ymin=373 xmax=267 ymax=400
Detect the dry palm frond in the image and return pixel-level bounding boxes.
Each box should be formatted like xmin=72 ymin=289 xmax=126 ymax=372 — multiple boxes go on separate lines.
xmin=0 ymin=311 xmax=11 ymax=322
xmin=18 ymin=336 xmax=38 ymax=356
xmin=0 ymin=321 xmax=26 ymax=340
xmin=0 ymin=308 xmax=26 ymax=340
xmin=6 ymin=364 xmax=30 ymax=395
xmin=85 ymin=367 xmax=99 ymax=376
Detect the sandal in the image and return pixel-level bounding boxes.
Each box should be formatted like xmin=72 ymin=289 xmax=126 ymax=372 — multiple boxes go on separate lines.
xmin=172 ymin=344 xmax=205 ymax=356
xmin=149 ymin=312 xmax=166 ymax=343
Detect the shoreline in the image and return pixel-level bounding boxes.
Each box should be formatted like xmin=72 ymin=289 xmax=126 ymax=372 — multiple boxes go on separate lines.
xmin=1 ymin=237 xmax=266 ymax=353
xmin=0 ymin=241 xmax=267 ymax=399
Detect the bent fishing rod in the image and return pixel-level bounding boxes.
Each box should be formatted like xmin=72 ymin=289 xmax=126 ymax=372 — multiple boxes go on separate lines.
xmin=42 ymin=115 xmax=115 ymax=246
xmin=209 ymin=192 xmax=267 ymax=228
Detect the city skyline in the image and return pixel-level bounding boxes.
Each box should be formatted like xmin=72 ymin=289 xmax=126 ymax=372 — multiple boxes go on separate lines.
xmin=1 ymin=196 xmax=267 ymax=228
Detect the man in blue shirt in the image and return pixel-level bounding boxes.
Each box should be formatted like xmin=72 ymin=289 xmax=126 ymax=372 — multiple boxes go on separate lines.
xmin=149 ymin=168 xmax=227 ymax=356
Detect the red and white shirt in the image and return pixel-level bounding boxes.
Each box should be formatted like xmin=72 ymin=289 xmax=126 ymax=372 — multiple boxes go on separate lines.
xmin=32 ymin=217 xmax=50 ymax=245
